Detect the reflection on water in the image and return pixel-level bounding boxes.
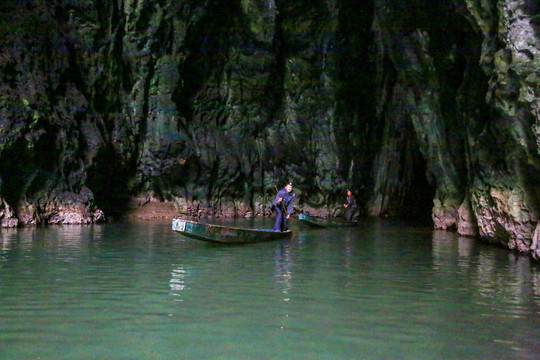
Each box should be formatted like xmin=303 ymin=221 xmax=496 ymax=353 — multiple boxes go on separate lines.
xmin=534 ymin=269 xmax=540 ymax=301
xmin=431 ymin=230 xmax=540 ymax=357
xmin=432 ymin=230 xmax=540 ymax=309
xmin=274 ymin=241 xmax=293 ymax=302
xmin=169 ymin=265 xmax=188 ymax=299
xmin=0 ymin=219 xmax=539 ymax=360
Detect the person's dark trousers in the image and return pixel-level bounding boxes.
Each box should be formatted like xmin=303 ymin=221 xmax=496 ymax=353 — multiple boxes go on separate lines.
xmin=274 ymin=206 xmax=288 ymax=231
xmin=346 ymin=207 xmax=356 ymax=221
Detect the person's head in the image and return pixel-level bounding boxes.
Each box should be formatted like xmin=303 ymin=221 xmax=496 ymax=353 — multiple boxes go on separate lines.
xmin=285 ymin=182 xmax=293 ymax=192
xmin=347 ymin=189 xmax=352 ymax=195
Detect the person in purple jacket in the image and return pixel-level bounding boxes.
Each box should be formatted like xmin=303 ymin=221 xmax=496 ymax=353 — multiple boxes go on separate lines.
xmin=273 ymin=182 xmax=295 ymax=232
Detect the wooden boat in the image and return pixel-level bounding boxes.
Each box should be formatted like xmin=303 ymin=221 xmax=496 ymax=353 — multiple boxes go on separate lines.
xmin=297 ymin=213 xmax=358 ymax=228
xmin=172 ymin=218 xmax=292 ymax=244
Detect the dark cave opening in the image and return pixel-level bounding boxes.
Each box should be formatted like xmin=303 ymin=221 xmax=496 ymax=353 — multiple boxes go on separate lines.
xmin=0 ymin=139 xmax=35 ymax=208
xmin=86 ymin=146 xmax=135 ymax=219
xmin=400 ymin=148 xmax=436 ymax=225
xmin=0 ymin=122 xmax=62 ymax=213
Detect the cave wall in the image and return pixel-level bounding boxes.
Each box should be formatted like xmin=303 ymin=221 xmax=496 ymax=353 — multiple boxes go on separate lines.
xmin=370 ymin=0 xmax=540 ymax=257
xmin=464 ymin=0 xmax=540 ymax=254
xmin=0 ymin=0 xmax=372 ymax=222
xmin=0 ymin=0 xmax=540 ymax=258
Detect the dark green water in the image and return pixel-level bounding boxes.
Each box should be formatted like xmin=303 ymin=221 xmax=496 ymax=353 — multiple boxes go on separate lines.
xmin=0 ymin=218 xmax=538 ymax=359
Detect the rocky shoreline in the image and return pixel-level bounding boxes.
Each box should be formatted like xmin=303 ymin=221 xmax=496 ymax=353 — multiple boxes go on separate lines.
xmin=2 ymin=193 xmax=539 ymax=261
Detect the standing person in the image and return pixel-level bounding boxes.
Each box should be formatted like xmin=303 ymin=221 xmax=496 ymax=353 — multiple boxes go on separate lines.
xmin=343 ymin=188 xmax=357 ymax=221
xmin=273 ymin=182 xmax=295 ymax=232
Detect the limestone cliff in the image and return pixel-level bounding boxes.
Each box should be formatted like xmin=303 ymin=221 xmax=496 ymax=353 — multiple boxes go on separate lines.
xmin=0 ymin=0 xmax=539 ymax=258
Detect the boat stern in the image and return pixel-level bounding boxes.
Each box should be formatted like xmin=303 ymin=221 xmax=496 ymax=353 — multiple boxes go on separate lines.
xmin=172 ymin=218 xmax=194 ymax=232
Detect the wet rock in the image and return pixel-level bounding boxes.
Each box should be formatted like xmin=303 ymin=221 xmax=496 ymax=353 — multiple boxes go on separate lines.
xmin=457 ymin=196 xmax=478 ymax=237
xmin=532 ymin=221 xmax=540 ymax=260
xmin=0 ymin=199 xmax=18 ymax=228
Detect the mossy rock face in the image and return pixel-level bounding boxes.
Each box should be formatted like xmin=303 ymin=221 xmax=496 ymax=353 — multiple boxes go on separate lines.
xmin=0 ymin=0 xmax=366 ymax=223
xmin=0 ymin=0 xmax=540 ymax=259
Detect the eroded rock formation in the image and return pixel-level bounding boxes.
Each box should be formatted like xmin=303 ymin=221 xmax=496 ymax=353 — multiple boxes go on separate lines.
xmin=0 ymin=0 xmax=539 ymax=258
